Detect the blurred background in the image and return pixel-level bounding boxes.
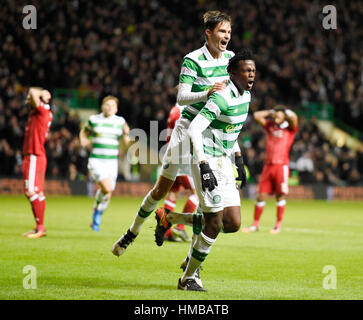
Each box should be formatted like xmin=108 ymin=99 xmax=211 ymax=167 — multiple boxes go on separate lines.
xmin=0 ymin=0 xmax=362 ymax=195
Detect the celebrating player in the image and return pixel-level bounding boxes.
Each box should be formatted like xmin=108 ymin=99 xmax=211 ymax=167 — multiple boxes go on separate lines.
xmin=163 ymin=102 xmax=199 ymax=242
xmin=112 ymin=10 xmax=237 ymax=255
xmin=176 ymin=51 xmax=256 ymax=291
xmin=242 ymin=106 xmax=298 ymax=234
xmin=80 ymin=96 xmax=131 ymax=231
xmin=22 ymin=87 xmax=53 ymax=239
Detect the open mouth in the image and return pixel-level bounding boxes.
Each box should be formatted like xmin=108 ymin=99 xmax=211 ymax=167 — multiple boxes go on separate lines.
xmin=247 ymin=81 xmax=254 ymax=88
xmin=220 ymin=40 xmax=228 ymax=47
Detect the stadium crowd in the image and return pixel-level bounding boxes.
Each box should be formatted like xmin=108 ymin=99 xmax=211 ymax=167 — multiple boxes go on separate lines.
xmin=0 ymin=0 xmax=362 ymax=186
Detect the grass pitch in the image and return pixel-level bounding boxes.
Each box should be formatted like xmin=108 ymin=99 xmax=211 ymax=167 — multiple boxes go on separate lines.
xmin=0 ymin=195 xmax=362 ymax=300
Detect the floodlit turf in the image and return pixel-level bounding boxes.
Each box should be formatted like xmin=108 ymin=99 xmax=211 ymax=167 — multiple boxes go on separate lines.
xmin=0 ymin=195 xmax=362 ymax=300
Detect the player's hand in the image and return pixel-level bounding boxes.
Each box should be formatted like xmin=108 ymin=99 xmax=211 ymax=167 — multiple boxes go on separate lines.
xmin=207 ymin=80 xmax=228 ymax=97
xmin=235 ymin=156 xmax=247 ymax=189
xmin=40 ymin=90 xmax=52 ymax=103
xmin=199 ymin=162 xmax=218 ymax=192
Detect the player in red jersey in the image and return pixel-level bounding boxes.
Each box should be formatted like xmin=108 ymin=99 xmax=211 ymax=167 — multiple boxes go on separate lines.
xmin=21 ymin=87 xmax=53 ymax=238
xmin=163 ymin=103 xmax=199 ymax=242
xmin=242 ymin=105 xmax=298 ymax=234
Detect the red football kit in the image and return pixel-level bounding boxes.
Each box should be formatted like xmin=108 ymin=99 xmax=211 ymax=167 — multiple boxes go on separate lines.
xmin=258 ymin=120 xmax=298 ymax=195
xmin=22 ymin=102 xmax=52 ymax=193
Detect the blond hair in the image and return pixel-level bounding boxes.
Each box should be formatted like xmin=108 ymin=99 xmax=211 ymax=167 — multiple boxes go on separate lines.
xmin=102 ymin=95 xmax=119 ymax=106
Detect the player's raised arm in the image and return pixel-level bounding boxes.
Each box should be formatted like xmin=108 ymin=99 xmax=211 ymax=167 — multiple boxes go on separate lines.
xmin=120 ymin=122 xmax=132 ymax=152
xmin=26 ymin=87 xmax=51 ymax=108
xmin=284 ymin=108 xmax=298 ymax=129
xmin=79 ymin=125 xmax=91 ymax=148
xmin=253 ymin=109 xmax=270 ymax=127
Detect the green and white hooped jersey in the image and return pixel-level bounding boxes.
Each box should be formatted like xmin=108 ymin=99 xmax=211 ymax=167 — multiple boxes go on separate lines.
xmin=85 ymin=113 xmax=125 ymax=160
xmin=179 ymin=44 xmax=234 ymax=121
xmin=199 ymin=80 xmax=250 ymax=157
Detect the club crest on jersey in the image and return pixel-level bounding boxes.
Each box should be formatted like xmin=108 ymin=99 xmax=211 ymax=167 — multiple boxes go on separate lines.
xmin=213 ymin=195 xmax=221 ymax=203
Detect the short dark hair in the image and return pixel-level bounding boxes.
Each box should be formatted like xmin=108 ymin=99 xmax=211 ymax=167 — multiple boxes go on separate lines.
xmin=273 ymin=105 xmax=287 ymax=112
xmin=203 ymin=11 xmax=232 ymax=31
xmin=227 ymin=49 xmax=254 ymax=73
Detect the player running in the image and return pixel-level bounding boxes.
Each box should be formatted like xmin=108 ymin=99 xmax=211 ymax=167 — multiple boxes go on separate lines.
xmin=242 ymin=106 xmax=298 ymax=234
xmin=22 ymin=87 xmax=53 ymax=239
xmin=163 ymin=103 xmax=199 ymax=242
xmin=112 ymin=10 xmax=238 ymax=255
xmin=177 ymin=51 xmax=256 ymax=291
xmin=80 ymin=96 xmax=131 ymax=231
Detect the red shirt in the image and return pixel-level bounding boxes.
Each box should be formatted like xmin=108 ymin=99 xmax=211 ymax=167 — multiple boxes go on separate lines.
xmin=166 ymin=104 xmax=183 ymax=143
xmin=264 ymin=120 xmax=298 ymax=165
xmin=22 ymin=102 xmax=53 ymax=156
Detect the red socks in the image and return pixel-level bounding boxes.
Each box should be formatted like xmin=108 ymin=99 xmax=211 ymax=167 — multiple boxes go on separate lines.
xmin=178 ymin=194 xmax=199 ymax=231
xmin=275 ymin=200 xmax=286 ymax=229
xmin=253 ymin=201 xmax=265 ymax=227
xmin=28 ymin=194 xmax=46 ymax=231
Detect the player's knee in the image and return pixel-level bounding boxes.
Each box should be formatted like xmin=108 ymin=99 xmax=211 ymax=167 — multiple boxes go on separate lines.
xmin=223 ymin=218 xmax=241 ymax=233
xmin=25 ymin=191 xmax=35 ymax=198
xmin=204 ymin=214 xmax=223 ymax=237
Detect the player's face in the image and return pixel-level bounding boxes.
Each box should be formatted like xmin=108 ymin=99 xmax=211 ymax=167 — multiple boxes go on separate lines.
xmin=102 ymin=100 xmax=118 ymax=117
xmin=231 ymin=60 xmax=256 ymax=92
xmin=206 ymin=21 xmax=231 ymax=53
xmin=273 ymin=111 xmax=286 ymax=125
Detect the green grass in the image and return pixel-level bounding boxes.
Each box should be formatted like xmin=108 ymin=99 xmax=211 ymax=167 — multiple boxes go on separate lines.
xmin=0 ymin=195 xmax=362 ymax=300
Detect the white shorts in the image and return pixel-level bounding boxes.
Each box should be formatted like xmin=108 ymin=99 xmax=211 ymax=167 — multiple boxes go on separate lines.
xmin=160 ymin=117 xmax=192 ymax=181
xmin=191 ymin=156 xmax=240 ymax=213
xmin=87 ymin=158 xmax=118 ymax=190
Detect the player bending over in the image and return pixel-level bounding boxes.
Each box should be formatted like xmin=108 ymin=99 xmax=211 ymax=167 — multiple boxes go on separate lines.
xmin=22 ymin=87 xmax=53 ymax=239
xmin=80 ymin=96 xmax=131 ymax=231
xmin=242 ymin=106 xmax=298 ymax=234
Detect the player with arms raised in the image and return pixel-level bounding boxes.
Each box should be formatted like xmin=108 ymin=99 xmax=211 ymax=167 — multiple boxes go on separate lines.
xmin=242 ymin=106 xmax=298 ymax=234
xmin=80 ymin=96 xmax=131 ymax=231
xmin=22 ymin=87 xmax=52 ymax=238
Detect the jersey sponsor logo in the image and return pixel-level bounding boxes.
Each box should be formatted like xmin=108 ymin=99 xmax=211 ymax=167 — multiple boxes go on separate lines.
xmin=213 ymin=195 xmax=221 ymax=204
xmin=271 ymin=129 xmax=283 ymax=138
xmin=225 ymin=124 xmax=243 ymax=133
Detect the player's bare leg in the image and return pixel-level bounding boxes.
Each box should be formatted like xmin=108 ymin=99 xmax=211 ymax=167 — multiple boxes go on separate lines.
xmin=112 ymin=175 xmax=174 ymax=256
xmin=91 ymin=178 xmax=113 ymax=231
xmin=270 ymin=194 xmax=286 ymax=234
xmin=242 ymin=193 xmax=268 ymax=233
